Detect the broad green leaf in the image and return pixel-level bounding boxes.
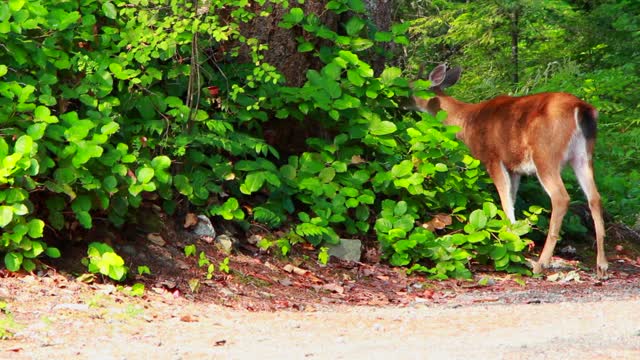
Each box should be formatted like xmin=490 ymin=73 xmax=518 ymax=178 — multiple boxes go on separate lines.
xmin=72 ymin=195 xmax=92 ymax=213
xmin=490 ymin=245 xmax=508 ymax=260
xmin=369 ymin=121 xmax=397 ymax=136
xmin=334 ymin=94 xmax=361 ymax=110
xmin=4 ymin=252 xmax=22 ymax=272
xmin=0 ymin=206 xmax=13 ymax=227
xmin=347 ymin=69 xmax=364 ymax=86
xmin=72 ymin=142 xmax=103 ymax=166
xmin=27 ymin=123 xmax=47 ymax=140
xmin=345 ymin=17 xmax=365 ymax=36
xmin=102 ymin=2 xmax=117 ymax=19
xmin=76 ymin=211 xmax=92 ymax=228
xmin=240 ymin=172 xmax=266 ymax=194
xmin=0 ymin=65 xmax=7 ymax=77
xmin=374 ymin=31 xmax=393 ymax=42
xmin=494 ymin=255 xmax=510 ymax=269
xmin=483 ymin=202 xmax=498 ymax=218
xmin=347 ymin=0 xmax=366 ymax=12
xmin=12 ymin=203 xmax=28 ymax=216
xmin=101 ymin=122 xmax=120 ymax=135
xmin=136 ymin=167 xmax=154 ymax=183
xmin=45 ymin=247 xmax=61 ymax=258
xmin=499 ymin=231 xmax=520 ymax=243
xmin=27 ymin=219 xmax=45 ymax=238
xmin=14 ymin=135 xmax=33 ymax=155
xmin=394 ymin=201 xmax=408 ymax=216
xmin=393 ymin=239 xmax=417 ymax=252
xmin=8 ymin=0 xmax=25 ymax=12
xmin=54 ymin=167 xmax=77 ymax=184
xmin=469 ymin=209 xmax=487 ymax=229
xmin=174 ymin=175 xmax=193 ymax=196
xmin=467 ymin=231 xmax=487 ymax=243
xmin=22 ymin=259 xmax=35 ymax=272
xmin=434 ymin=163 xmax=448 ymax=172
xmin=103 ymin=176 xmax=118 ymax=192
xmin=0 ymin=138 xmax=7 ymax=157
xmin=297 ymin=41 xmax=314 ymax=52
xmin=390 ymin=252 xmax=410 ymax=266
xmin=283 ymin=7 xmax=304 ymax=24
xmin=380 ymin=67 xmax=402 ymax=85
xmin=391 ymin=160 xmax=413 ymax=178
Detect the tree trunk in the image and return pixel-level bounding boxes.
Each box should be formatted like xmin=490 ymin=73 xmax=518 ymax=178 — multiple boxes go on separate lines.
xmin=363 ymin=0 xmax=395 ymax=73
xmin=234 ymin=2 xmax=338 ymax=87
xmin=236 ymin=0 xmax=395 ymax=85
xmin=229 ymin=1 xmax=396 ymax=155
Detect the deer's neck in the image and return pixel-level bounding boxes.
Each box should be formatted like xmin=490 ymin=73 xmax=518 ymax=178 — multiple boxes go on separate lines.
xmin=437 ymin=95 xmax=473 ymax=139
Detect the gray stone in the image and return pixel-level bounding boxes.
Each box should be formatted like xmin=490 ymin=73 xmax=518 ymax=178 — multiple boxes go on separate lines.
xmin=192 ymin=215 xmax=216 ymax=238
xmin=327 ymin=238 xmax=362 ymax=262
xmin=247 ymin=234 xmax=262 ymax=245
xmin=215 ymin=234 xmax=236 ymax=254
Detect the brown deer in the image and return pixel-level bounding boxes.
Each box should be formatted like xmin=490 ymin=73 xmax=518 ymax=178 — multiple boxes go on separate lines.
xmin=413 ymin=64 xmax=608 ymax=278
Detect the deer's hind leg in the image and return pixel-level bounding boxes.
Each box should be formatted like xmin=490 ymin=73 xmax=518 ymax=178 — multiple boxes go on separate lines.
xmin=534 ymin=166 xmax=570 ymax=274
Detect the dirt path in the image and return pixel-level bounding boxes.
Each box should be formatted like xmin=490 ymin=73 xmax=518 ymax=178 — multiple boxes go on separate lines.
xmin=1 ymin=274 xmax=639 ymax=360
xmin=3 ymin=227 xmax=640 ymax=359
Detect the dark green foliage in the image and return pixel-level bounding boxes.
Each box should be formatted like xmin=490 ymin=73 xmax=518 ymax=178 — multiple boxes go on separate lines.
xmin=401 ymin=0 xmax=640 ymax=227
xmin=5 ymin=0 xmax=601 ymax=280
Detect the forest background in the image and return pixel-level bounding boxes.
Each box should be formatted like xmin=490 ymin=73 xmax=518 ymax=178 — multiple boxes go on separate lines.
xmin=0 ymin=0 xmax=638 ymax=281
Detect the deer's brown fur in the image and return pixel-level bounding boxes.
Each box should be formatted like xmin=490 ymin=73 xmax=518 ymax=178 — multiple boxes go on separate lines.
xmin=414 ymin=64 xmax=607 ymax=278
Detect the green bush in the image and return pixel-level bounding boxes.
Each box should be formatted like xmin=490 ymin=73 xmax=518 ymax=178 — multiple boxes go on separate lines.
xmin=0 ymin=0 xmax=536 ymax=279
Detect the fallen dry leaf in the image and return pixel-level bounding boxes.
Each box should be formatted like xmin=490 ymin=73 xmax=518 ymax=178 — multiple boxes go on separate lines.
xmin=184 ymin=213 xmax=198 ymax=228
xmin=180 ymin=314 xmax=198 ymax=323
xmin=315 ymin=283 xmax=345 ymax=294
xmin=147 ymin=233 xmax=166 ymax=246
xmin=422 ymin=213 xmax=452 ymax=231
xmin=423 ymin=289 xmax=435 ymax=299
xmin=283 ymin=264 xmax=309 ymax=276
xmin=350 ymin=155 xmax=366 ymax=164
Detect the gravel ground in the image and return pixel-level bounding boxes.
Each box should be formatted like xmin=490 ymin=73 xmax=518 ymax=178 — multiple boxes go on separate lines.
xmin=1 ymin=275 xmax=639 ymax=360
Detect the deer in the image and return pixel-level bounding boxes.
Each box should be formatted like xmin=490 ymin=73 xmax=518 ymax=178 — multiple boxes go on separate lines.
xmin=413 ymin=64 xmax=608 ymax=278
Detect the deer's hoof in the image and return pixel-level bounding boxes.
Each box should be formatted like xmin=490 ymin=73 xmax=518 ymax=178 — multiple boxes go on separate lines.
xmin=526 ymin=258 xmax=544 ymax=274
xmin=596 ymin=261 xmax=609 ymax=280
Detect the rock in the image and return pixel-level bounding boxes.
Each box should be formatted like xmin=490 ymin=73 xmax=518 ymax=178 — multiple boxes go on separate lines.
xmin=119 ymin=244 xmax=137 ymax=256
xmin=559 ymin=245 xmax=576 ymax=255
xmin=215 ymin=234 xmax=236 ymax=254
xmin=192 ymin=215 xmax=216 ymax=238
xmin=327 ymin=239 xmax=362 ymax=262
xmin=147 ymin=233 xmax=166 ymax=246
xmin=247 ymin=234 xmax=262 ymax=245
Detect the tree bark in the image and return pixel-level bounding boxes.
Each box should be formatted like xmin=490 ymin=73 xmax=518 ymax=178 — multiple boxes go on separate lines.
xmin=363 ymin=0 xmax=395 ymax=73
xmin=235 ymin=0 xmax=395 ymax=85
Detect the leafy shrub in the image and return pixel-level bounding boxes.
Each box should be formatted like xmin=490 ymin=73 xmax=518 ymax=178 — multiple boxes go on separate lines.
xmin=0 ymin=0 xmax=538 ymax=279
xmin=82 ymin=242 xmax=127 ymax=281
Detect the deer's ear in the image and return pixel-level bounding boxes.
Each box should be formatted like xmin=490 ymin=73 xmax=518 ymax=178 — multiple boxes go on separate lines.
xmin=426 ymin=97 xmax=441 ymax=115
xmin=441 ymin=66 xmax=462 ymax=89
xmin=428 ymin=64 xmax=447 ymax=87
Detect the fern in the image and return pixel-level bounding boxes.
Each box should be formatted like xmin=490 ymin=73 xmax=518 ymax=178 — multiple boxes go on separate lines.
xmin=295 ymin=222 xmax=339 ymax=246
xmin=253 ymin=206 xmax=282 ymax=228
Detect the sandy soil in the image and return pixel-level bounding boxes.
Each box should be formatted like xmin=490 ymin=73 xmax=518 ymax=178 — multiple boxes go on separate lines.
xmin=1 ymin=219 xmax=639 ymax=359
xmin=1 ymin=262 xmax=639 ymax=360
